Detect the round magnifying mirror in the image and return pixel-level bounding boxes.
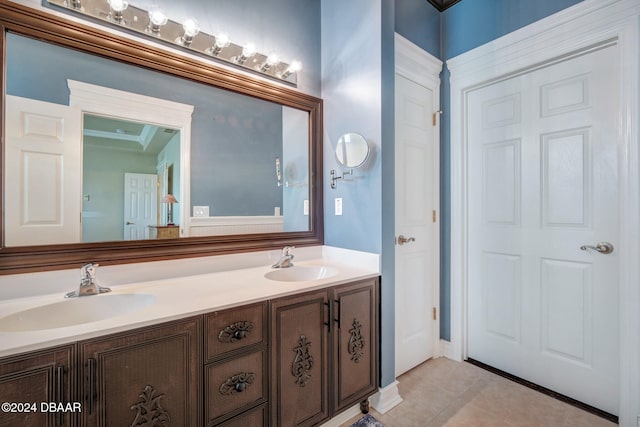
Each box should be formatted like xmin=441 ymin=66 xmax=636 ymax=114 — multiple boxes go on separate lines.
xmin=335 ymin=133 xmax=369 ymax=169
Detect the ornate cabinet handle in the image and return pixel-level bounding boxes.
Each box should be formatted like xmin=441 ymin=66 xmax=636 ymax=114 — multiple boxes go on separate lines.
xmin=219 ymin=372 xmax=255 ymax=395
xmin=218 ymin=321 xmax=254 ymax=343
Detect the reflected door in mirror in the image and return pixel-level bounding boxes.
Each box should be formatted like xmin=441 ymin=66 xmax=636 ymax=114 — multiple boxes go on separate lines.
xmin=5 ymin=95 xmax=82 ymax=246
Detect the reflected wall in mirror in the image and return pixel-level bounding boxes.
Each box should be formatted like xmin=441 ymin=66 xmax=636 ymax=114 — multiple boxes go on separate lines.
xmin=0 ymin=1 xmax=322 ymax=274
xmin=5 ymin=32 xmax=311 ymax=247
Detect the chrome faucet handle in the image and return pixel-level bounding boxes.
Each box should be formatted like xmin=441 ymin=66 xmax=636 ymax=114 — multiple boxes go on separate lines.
xmin=282 ymin=246 xmax=295 ymax=256
xmin=80 ymin=263 xmax=98 ymax=282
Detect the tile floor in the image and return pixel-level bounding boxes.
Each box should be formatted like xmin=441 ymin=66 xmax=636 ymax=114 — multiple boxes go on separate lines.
xmin=342 ymin=358 xmax=616 ymax=427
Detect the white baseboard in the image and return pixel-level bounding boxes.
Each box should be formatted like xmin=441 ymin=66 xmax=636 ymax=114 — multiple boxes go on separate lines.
xmin=439 ymin=339 xmax=456 ymax=360
xmin=370 ymin=381 xmax=403 ymax=414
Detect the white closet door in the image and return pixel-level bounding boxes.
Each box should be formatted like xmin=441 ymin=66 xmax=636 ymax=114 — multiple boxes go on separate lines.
xmin=395 ymin=74 xmax=437 ymax=376
xmin=467 ymin=45 xmax=620 ymax=414
xmin=5 ymin=95 xmax=82 ymax=246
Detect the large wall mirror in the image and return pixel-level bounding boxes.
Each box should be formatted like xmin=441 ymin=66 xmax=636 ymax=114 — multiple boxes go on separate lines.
xmin=0 ymin=2 xmax=323 ymax=274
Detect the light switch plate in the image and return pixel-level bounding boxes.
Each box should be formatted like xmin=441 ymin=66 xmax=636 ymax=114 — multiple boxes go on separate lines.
xmin=335 ymin=198 xmax=343 ymax=216
xmin=193 ymin=206 xmax=209 ymax=217
xmin=304 ymin=199 xmax=309 ymax=216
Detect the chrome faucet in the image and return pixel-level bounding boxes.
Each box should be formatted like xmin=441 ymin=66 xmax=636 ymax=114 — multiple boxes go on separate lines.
xmin=65 ymin=263 xmax=111 ymax=298
xmin=272 ymin=246 xmax=295 ymax=268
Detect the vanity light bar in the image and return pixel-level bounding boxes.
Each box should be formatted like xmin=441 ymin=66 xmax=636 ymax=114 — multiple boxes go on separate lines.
xmin=48 ymin=0 xmax=300 ymax=85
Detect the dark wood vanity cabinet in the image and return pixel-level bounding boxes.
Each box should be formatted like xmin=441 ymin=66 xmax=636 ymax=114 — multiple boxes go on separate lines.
xmin=270 ymin=278 xmax=379 ymax=427
xmin=78 ymin=316 xmax=202 ymax=427
xmin=0 ymin=277 xmax=379 ymax=427
xmin=0 ymin=344 xmax=76 ymax=427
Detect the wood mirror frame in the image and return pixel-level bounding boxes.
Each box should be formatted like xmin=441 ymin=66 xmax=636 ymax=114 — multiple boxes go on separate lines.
xmin=0 ymin=1 xmax=323 ymax=275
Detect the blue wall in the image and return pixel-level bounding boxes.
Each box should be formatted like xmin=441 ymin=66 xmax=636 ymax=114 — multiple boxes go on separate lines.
xmin=441 ymin=0 xmax=584 ymax=59
xmin=321 ymin=0 xmax=383 ymax=255
xmin=394 ymin=0 xmax=441 ymax=58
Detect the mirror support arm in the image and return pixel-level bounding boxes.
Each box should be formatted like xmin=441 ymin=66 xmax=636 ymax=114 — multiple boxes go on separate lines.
xmin=330 ymin=169 xmax=353 ymax=189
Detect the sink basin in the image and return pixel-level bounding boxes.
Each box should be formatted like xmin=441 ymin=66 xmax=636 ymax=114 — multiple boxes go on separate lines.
xmin=0 ymin=293 xmax=156 ymax=332
xmin=264 ymin=265 xmax=338 ymax=282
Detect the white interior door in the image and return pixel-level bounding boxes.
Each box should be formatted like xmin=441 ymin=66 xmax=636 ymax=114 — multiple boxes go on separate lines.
xmin=4 ymin=95 xmax=82 ymax=246
xmin=395 ymin=73 xmax=438 ymax=376
xmin=124 ymin=173 xmax=158 ymax=240
xmin=467 ymin=45 xmax=619 ymax=414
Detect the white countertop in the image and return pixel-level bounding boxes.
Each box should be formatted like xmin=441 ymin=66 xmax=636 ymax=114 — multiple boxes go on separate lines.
xmin=0 ymin=246 xmax=380 ymax=358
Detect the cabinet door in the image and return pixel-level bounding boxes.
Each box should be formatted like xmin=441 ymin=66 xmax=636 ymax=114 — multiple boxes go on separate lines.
xmin=0 ymin=344 xmax=76 ymax=427
xmin=332 ymin=279 xmax=379 ymax=413
xmin=270 ymin=290 xmax=329 ymax=427
xmin=79 ymin=317 xmax=202 ymax=427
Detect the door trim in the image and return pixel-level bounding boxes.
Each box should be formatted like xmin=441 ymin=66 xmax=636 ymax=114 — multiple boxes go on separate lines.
xmin=68 ymin=79 xmax=194 ymax=237
xmin=394 ymin=33 xmax=443 ymax=365
xmin=447 ymin=0 xmax=640 ymax=423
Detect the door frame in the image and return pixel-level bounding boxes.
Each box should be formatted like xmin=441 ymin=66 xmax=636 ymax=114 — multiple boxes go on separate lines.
xmin=394 ymin=33 xmax=443 ymax=366
xmin=68 ymin=79 xmax=194 ymax=237
xmin=447 ymin=0 xmax=640 ymax=423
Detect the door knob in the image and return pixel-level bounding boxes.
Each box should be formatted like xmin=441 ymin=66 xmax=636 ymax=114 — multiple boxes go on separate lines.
xmin=397 ymin=235 xmax=416 ymax=245
xmin=580 ymin=241 xmax=614 ymax=254
xmin=126 ymin=221 xmax=135 ymax=225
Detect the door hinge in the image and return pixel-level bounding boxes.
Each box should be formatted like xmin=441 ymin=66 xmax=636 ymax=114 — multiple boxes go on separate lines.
xmin=432 ymin=110 xmax=442 ymax=126
xmin=432 ymin=210 xmax=437 ymax=223
xmin=432 ymin=307 xmax=437 ymax=320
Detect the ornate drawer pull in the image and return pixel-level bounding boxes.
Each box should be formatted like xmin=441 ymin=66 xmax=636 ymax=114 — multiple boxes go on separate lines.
xmin=218 ymin=321 xmax=253 ymax=343
xmin=219 ymin=372 xmax=256 ymax=395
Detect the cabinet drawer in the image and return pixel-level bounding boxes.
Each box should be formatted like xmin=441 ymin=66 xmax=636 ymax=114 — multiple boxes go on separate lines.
xmin=205 ymin=302 xmax=266 ymax=361
xmin=205 ymin=349 xmax=267 ymax=424
xmin=214 ymin=403 xmax=267 ymax=427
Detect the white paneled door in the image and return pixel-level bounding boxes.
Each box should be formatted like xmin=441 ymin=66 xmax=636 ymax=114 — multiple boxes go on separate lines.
xmin=395 ymin=74 xmax=437 ymax=376
xmin=467 ymin=45 xmax=619 ymax=414
xmin=5 ymin=95 xmax=82 ymax=246
xmin=123 ymin=173 xmax=158 ymax=240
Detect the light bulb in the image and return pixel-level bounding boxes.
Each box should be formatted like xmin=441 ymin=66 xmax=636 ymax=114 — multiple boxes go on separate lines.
xmin=215 ymin=32 xmax=231 ymax=49
xmin=107 ymin=0 xmax=127 ymax=12
xmin=280 ymin=60 xmax=302 ymax=79
xmin=208 ymin=32 xmax=231 ymax=56
xmin=179 ymin=18 xmax=199 ymax=46
xmin=259 ymin=52 xmax=280 ymax=72
xmin=234 ymin=43 xmax=256 ymax=65
xmin=148 ymin=7 xmax=168 ymax=33
xmin=107 ymin=0 xmax=127 ymax=22
xmin=242 ymin=43 xmax=256 ymax=58
xmin=182 ymin=19 xmax=199 ymax=38
xmin=267 ymin=53 xmax=279 ymax=65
